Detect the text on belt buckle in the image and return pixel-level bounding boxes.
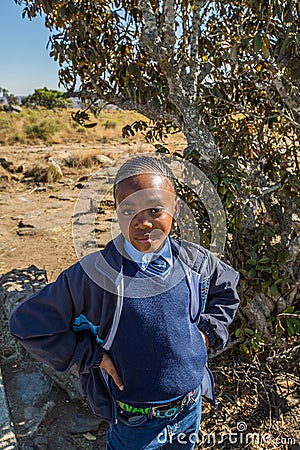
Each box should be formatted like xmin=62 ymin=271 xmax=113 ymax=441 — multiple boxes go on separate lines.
xmin=152 ymin=405 xmax=180 ymax=418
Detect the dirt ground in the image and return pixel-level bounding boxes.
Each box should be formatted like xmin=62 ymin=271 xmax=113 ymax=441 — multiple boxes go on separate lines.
xmin=0 ymin=142 xmax=143 ymax=281
xmin=0 ymin=143 xmax=299 ymax=449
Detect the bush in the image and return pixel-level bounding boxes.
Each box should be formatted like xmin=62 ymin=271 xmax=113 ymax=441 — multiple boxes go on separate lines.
xmin=24 ymin=164 xmax=62 ymax=183
xmin=24 ymin=121 xmax=59 ymax=141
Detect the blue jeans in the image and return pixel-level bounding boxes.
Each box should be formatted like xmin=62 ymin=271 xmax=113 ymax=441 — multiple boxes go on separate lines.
xmin=106 ymin=388 xmax=202 ymax=450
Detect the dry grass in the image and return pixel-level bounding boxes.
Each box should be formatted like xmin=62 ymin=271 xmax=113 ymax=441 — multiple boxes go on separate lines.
xmin=0 ymin=107 xmax=186 ymax=151
xmin=63 ymin=154 xmax=100 ymax=168
xmin=199 ymin=337 xmax=300 ymax=449
xmin=23 ymin=164 xmax=62 ymax=183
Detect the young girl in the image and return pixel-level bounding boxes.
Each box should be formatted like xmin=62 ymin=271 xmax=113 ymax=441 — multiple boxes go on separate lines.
xmin=10 ymin=155 xmax=240 ymax=449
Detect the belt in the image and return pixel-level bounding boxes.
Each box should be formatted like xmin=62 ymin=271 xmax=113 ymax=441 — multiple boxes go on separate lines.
xmin=116 ymin=390 xmax=196 ymax=419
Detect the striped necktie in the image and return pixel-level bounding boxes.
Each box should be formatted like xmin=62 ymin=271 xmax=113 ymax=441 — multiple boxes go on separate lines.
xmin=144 ymin=256 xmax=171 ymax=280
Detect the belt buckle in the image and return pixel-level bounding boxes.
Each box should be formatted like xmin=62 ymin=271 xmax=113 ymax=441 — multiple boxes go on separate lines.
xmin=150 ymin=390 xmax=197 ymax=419
xmin=152 ymin=404 xmax=179 ymax=418
xmin=152 ymin=396 xmax=187 ymax=419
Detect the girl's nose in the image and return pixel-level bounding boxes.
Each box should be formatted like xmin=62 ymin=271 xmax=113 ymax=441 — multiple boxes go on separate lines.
xmin=133 ymin=210 xmax=152 ymax=229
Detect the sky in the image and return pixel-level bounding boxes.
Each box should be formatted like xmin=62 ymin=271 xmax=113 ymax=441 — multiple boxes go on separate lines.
xmin=0 ymin=1 xmax=61 ymax=96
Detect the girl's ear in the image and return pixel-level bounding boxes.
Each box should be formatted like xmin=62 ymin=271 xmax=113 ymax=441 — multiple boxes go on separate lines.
xmin=173 ymin=197 xmax=180 ymax=219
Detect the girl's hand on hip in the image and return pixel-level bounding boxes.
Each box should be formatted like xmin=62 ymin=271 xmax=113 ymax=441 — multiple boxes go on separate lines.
xmin=100 ymin=351 xmax=124 ymax=390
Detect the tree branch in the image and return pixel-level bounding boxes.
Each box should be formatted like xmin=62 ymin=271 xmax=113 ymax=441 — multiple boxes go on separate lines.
xmin=273 ymin=77 xmax=300 ymax=116
xmin=138 ymin=0 xmax=160 ymax=56
xmin=65 ymin=89 xmax=182 ymax=128
xmin=161 ymin=0 xmax=176 ymax=51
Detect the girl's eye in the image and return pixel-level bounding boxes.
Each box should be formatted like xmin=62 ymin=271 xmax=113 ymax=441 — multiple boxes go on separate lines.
xmin=151 ymin=207 xmax=163 ymax=214
xmin=121 ymin=209 xmax=135 ymax=216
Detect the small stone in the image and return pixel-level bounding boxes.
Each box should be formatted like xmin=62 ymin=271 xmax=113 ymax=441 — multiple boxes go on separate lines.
xmin=65 ymin=411 xmax=102 ymax=434
xmin=93 ymin=154 xmax=112 ymax=165
xmin=15 ymin=372 xmax=50 ymax=404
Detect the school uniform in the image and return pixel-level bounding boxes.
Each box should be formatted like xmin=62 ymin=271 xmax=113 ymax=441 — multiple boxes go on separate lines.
xmin=9 ymin=234 xmax=240 ymax=448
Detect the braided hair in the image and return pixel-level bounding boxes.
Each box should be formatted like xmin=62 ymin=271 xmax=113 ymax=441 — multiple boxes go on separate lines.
xmin=113 ymin=155 xmax=176 ymax=200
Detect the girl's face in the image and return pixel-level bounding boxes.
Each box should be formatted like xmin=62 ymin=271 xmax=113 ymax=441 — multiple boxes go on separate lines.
xmin=115 ymin=173 xmax=179 ymax=253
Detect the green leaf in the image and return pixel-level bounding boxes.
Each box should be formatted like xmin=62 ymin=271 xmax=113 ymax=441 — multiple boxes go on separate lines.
xmin=235 ymin=328 xmax=242 ymax=338
xmin=254 ymin=34 xmax=263 ymax=52
xmin=269 ymin=284 xmax=279 ymax=297
xmin=263 ymin=267 xmax=273 ymax=274
xmin=283 ymin=306 xmax=295 ymax=313
xmin=258 ymin=257 xmax=271 ymax=264
xmin=83 ymin=123 xmax=97 ymax=128
xmin=245 ymin=328 xmax=254 ymax=336
xmin=278 ymin=253 xmax=287 ymax=264
xmin=246 ymin=258 xmax=257 ymax=266
xmin=279 ymin=36 xmax=291 ymax=56
xmin=248 ymin=268 xmax=257 ymax=278
xmin=212 ymin=174 xmax=218 ymax=184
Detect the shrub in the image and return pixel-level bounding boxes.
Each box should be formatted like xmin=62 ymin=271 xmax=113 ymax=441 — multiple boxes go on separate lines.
xmin=24 ymin=164 xmax=62 ymax=183
xmin=24 ymin=121 xmax=59 ymax=141
xmin=103 ymin=119 xmax=116 ymax=129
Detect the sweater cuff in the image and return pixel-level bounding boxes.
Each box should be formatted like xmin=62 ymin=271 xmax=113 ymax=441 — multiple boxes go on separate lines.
xmin=93 ymin=346 xmax=104 ymax=368
xmin=198 ymin=318 xmax=218 ymax=348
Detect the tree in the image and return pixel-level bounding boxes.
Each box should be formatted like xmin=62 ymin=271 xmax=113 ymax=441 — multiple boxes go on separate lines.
xmin=0 ymin=87 xmax=19 ymax=105
xmin=15 ymin=0 xmax=300 ymax=342
xmin=22 ymin=87 xmax=72 ymax=109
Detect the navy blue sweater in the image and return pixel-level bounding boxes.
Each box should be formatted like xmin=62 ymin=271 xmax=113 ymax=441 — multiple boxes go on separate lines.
xmin=110 ymin=258 xmax=207 ymax=405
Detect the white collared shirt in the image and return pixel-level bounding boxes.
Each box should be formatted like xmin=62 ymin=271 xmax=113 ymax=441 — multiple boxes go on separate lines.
xmin=124 ymin=237 xmax=173 ymax=271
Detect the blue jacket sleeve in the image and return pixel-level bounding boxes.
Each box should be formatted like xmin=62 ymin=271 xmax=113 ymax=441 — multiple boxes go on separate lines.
xmin=198 ymin=257 xmax=240 ymax=350
xmin=9 ymin=270 xmax=104 ymax=373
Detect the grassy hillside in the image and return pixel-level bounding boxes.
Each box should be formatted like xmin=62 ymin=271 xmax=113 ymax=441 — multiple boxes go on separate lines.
xmin=0 ymin=107 xmax=185 ymax=150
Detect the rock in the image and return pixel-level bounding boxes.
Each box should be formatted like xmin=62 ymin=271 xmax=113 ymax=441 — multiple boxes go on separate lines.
xmin=94 ymin=154 xmax=112 ymax=166
xmin=3 ymin=272 xmax=81 ymax=406
xmin=19 ymin=400 xmax=55 ymax=436
xmin=33 ymin=435 xmax=51 ymax=450
xmin=42 ymin=366 xmax=81 ymax=401
xmin=17 ymin=228 xmax=41 ymax=237
xmin=0 ymin=368 xmax=18 ymax=449
xmin=47 ymin=152 xmax=72 ymax=171
xmin=49 ymin=194 xmax=77 ymax=201
xmin=15 ymin=372 xmax=51 ymax=404
xmin=95 ymin=224 xmax=111 ymax=233
xmin=65 ymin=411 xmax=102 ymax=434
xmin=0 ymin=266 xmax=47 ymax=318
xmin=18 ymin=220 xmax=35 ymax=229
xmin=3 ymin=104 xmax=22 ymax=113
xmin=0 ymin=267 xmax=81 ymax=402
xmin=4 ymin=365 xmax=55 ymax=437
xmin=0 ymin=158 xmax=14 ymax=170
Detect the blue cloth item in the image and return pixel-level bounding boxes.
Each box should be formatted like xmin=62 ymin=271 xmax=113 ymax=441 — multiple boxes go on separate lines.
xmin=106 ymin=387 xmax=202 ymax=449
xmin=144 ymin=255 xmax=171 ymax=279
xmin=124 ymin=238 xmax=173 ymax=271
xmin=109 ymin=260 xmax=207 ymax=406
